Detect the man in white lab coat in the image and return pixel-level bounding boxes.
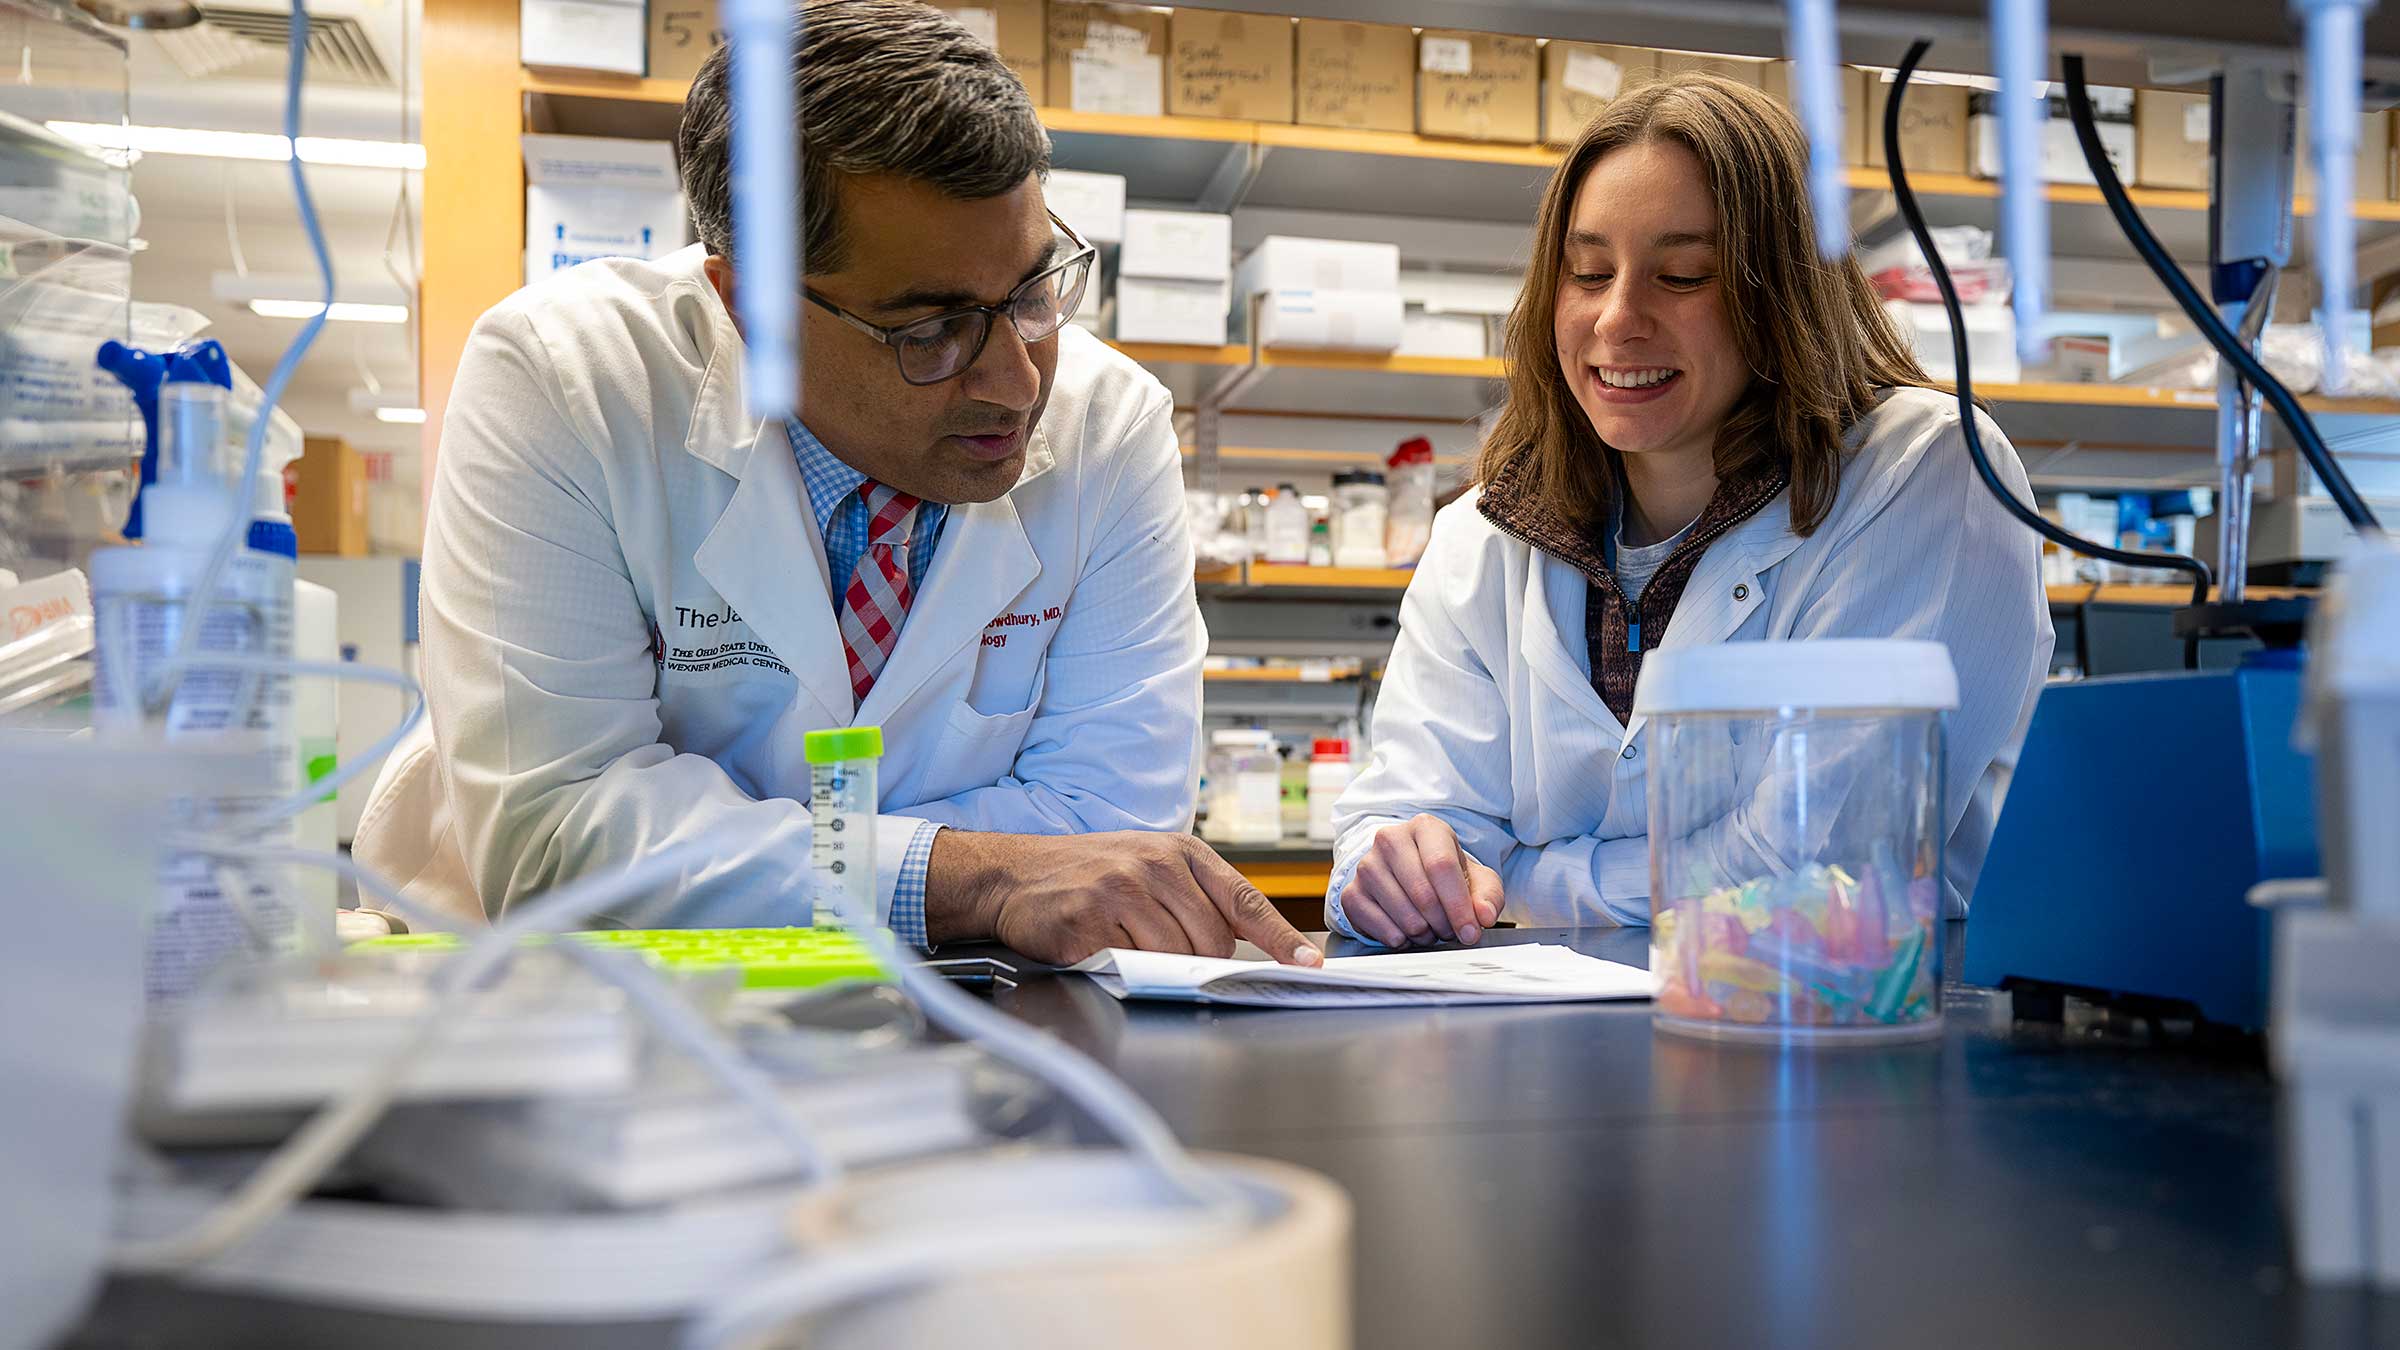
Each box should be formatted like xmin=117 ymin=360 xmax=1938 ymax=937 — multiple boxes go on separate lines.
xmin=357 ymin=0 xmax=1320 ymax=966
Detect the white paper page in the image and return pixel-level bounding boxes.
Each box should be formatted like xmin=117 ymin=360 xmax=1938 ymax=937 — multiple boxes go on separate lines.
xmin=1069 ymin=944 xmax=1656 ymax=1007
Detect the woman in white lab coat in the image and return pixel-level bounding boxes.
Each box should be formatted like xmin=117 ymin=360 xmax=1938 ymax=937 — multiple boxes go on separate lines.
xmin=1328 ymin=75 xmax=2054 ymax=947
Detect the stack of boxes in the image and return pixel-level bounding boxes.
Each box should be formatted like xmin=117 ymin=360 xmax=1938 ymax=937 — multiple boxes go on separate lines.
xmin=1044 ymin=168 xmax=1127 ymax=335
xmin=1236 ymin=236 xmax=1405 ymax=352
xmin=1116 ymin=209 xmax=1235 ymax=345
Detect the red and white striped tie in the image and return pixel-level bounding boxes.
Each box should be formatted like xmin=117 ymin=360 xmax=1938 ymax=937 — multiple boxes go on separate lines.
xmin=838 ymin=482 xmax=922 ymax=704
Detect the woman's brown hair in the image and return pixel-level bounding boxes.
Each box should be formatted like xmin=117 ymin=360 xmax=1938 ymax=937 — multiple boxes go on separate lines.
xmin=1479 ymin=73 xmax=1930 ymax=536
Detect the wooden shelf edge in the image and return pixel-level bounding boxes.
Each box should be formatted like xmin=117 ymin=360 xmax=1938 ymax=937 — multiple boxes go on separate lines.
xmin=1204 ymin=664 xmax=1366 ymax=683
xmin=499 ymin=77 xmax=2400 ymax=225
xmin=521 ymin=69 xmax=690 ymax=103
xmin=2046 ymin=583 xmax=2316 ymax=607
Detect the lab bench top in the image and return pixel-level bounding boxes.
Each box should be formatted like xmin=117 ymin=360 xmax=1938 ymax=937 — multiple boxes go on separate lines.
xmin=76 ymin=927 xmax=2400 ymax=1350
xmin=981 ymin=923 xmax=2400 ymax=1350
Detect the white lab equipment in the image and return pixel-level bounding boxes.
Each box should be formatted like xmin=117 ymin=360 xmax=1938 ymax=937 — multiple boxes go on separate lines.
xmin=722 ymin=0 xmax=798 ymax=419
xmin=808 ymin=725 xmax=882 ymax=928
xmin=0 ymin=739 xmax=172 ymax=1350
xmin=2296 ymin=0 xmax=2368 ymax=393
xmin=1989 ymin=0 xmax=2052 ymax=367
xmin=1636 ymin=639 xmax=1958 ymax=1044
xmin=89 ymin=381 xmax=304 ymax=1004
xmin=1204 ymin=729 xmax=1283 ymax=845
xmin=1783 ymin=0 xmax=1849 ymax=260
xmin=291 ymin=575 xmax=339 ymax=911
xmin=2272 ymin=536 xmax=2400 ymax=1290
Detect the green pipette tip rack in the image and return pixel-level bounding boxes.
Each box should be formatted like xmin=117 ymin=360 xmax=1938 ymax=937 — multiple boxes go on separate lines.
xmin=351 ymin=927 xmax=889 ymax=990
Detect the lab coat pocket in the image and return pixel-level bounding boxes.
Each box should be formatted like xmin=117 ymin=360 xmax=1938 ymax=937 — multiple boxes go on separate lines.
xmin=920 ymin=668 xmax=1048 ymax=802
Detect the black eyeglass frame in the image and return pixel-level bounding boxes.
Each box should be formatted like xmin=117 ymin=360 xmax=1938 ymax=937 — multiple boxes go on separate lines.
xmin=802 ymin=212 xmax=1097 ymax=387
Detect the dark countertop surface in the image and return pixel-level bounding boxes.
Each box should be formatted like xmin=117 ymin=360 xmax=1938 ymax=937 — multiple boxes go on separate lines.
xmin=983 ymin=923 xmax=2400 ymax=1350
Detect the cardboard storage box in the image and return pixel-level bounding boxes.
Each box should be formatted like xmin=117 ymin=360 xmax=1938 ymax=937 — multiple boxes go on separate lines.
xmin=1542 ymin=41 xmax=1654 ymax=146
xmin=523 ymin=0 xmax=644 ymax=76
xmin=1047 ymin=2 xmax=1168 ymax=117
xmin=644 ymin=0 xmax=723 ymax=83
xmin=1294 ymin=18 xmax=1415 ymax=133
xmin=1236 ymin=235 xmax=1402 ymax=295
xmin=1170 ymin=10 xmax=1292 ymax=122
xmin=1417 ymin=30 xmax=1540 ymax=143
xmin=1654 ymin=49 xmax=1767 ymax=88
xmin=1254 ymin=288 xmax=1404 ymax=351
xmin=1117 ymin=277 xmax=1231 ymax=344
xmin=2296 ymin=110 xmax=2396 ymax=202
xmin=1399 ymin=308 xmax=1488 ymax=359
xmin=1969 ymin=83 xmax=2135 ymax=185
xmin=522 ymin=134 xmax=690 ymax=285
xmin=1762 ymin=61 xmax=1869 ymax=165
xmin=924 ymin=0 xmax=1048 ymax=103
xmin=292 ymin=436 xmax=369 ymax=558
xmin=1045 ymin=169 xmax=1127 ymax=244
xmin=1120 ymin=209 xmax=1233 ymax=282
xmin=2135 ymin=89 xmax=2210 ymax=191
xmin=1862 ymin=70 xmax=1970 ymax=175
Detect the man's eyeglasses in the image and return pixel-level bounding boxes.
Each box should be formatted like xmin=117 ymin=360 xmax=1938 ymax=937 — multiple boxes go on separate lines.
xmin=804 ymin=214 xmax=1097 ymax=387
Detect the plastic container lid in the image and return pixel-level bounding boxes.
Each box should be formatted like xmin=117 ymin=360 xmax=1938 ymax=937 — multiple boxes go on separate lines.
xmin=804 ymin=726 xmax=885 ymax=763
xmin=1212 ymin=728 xmax=1276 ymax=747
xmin=1333 ymin=470 xmax=1387 ymax=487
xmin=1311 ymin=737 xmax=1350 ymax=758
xmin=1633 ymin=639 xmax=1960 ymax=716
xmin=1388 ymin=437 xmax=1434 ymax=467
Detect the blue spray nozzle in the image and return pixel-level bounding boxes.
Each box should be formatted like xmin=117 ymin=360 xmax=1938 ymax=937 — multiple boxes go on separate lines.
xmin=98 ymin=338 xmax=234 ymax=541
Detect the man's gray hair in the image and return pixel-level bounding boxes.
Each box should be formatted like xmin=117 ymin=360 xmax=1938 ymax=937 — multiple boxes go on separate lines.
xmin=676 ymin=0 xmax=1051 ymax=273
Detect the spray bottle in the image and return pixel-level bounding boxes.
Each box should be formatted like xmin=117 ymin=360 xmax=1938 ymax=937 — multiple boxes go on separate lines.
xmin=89 ymin=341 xmax=303 ymax=1005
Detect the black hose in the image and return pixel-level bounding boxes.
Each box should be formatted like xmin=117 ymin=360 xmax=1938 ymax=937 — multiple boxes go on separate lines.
xmin=2060 ymin=54 xmax=2382 ymax=537
xmin=1884 ymin=40 xmax=2214 ymax=662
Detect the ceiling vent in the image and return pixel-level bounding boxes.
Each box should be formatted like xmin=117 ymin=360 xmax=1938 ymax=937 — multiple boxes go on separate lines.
xmin=154 ymin=6 xmax=392 ymax=86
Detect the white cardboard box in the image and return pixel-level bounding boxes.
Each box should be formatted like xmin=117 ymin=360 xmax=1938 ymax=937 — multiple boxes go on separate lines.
xmin=1236 ymin=235 xmax=1402 ymax=296
xmin=523 ymin=134 xmax=690 ymax=284
xmin=1398 ymin=308 xmax=1487 ymax=359
xmin=1119 ymin=209 xmax=1233 ymax=282
xmin=1884 ymin=298 xmax=2019 ymax=384
xmin=1969 ymin=83 xmax=2136 ymax=186
xmin=1255 ymin=288 xmax=1404 ymax=352
xmin=1116 ymin=276 xmax=1230 ymax=344
xmin=1045 ymin=169 xmax=1127 ymax=245
xmin=519 ymin=0 xmax=644 ymax=75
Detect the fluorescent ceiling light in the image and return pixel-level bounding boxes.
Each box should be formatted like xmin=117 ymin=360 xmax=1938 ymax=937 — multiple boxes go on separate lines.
xmin=249 ymin=298 xmax=410 ymax=324
xmin=45 ymin=121 xmax=426 ymax=170
xmin=373 ymin=406 xmax=427 ymax=424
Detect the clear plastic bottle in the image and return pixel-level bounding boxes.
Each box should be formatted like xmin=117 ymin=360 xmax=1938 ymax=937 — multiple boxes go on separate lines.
xmin=1385 ymin=437 xmax=1436 ymax=567
xmin=1203 ymin=729 xmax=1282 ymax=845
xmin=1241 ymin=486 xmax=1269 ymax=561
xmin=90 ymin=381 xmax=301 ymax=1005
xmin=805 ymin=725 xmax=883 ymax=929
xmin=1306 ymin=737 xmax=1355 ymax=843
xmin=1265 ymin=482 xmax=1310 ymax=564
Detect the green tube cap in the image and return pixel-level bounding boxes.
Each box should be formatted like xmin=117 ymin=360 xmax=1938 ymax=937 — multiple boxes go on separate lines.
xmin=805 ymin=725 xmax=885 ymax=764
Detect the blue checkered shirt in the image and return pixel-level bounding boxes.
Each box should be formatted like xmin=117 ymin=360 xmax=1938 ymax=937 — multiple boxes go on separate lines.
xmin=789 ymin=418 xmax=951 ymax=949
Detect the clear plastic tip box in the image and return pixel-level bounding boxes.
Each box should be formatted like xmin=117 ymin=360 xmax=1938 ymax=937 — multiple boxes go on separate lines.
xmin=1633 ymin=639 xmax=1959 ymax=1045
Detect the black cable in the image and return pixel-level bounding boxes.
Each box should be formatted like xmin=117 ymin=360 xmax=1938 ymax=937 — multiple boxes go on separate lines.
xmin=2060 ymin=54 xmax=2383 ymax=538
xmin=1885 ymin=40 xmax=2214 ymax=665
